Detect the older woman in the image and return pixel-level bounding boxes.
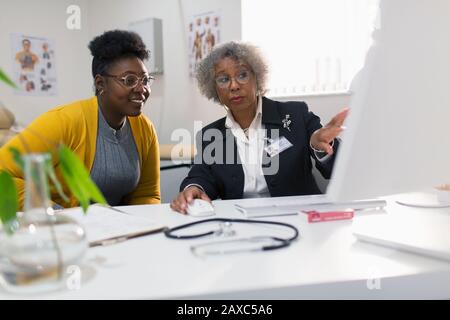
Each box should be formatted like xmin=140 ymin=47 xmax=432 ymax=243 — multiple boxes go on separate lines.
xmin=0 ymin=30 xmax=160 ymax=208
xmin=171 ymin=41 xmax=348 ymax=213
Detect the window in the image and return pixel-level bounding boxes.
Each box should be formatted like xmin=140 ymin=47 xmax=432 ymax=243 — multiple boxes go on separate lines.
xmin=241 ymin=0 xmax=379 ymax=97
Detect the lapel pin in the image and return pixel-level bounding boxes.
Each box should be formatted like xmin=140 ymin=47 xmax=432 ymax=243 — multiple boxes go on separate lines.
xmin=282 ymin=114 xmax=292 ymax=131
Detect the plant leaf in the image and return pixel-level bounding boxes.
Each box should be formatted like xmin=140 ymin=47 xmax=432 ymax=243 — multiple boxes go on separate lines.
xmin=44 ymin=157 xmax=69 ymax=203
xmin=0 ymin=68 xmax=17 ymax=89
xmin=8 ymin=147 xmax=24 ymax=171
xmin=59 ymin=158 xmax=90 ymax=211
xmin=58 ymin=145 xmax=107 ymax=212
xmin=0 ymin=170 xmax=18 ymax=234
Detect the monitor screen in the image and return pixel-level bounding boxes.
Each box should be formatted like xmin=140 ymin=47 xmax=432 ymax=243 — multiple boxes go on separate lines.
xmin=327 ymin=0 xmax=450 ymax=201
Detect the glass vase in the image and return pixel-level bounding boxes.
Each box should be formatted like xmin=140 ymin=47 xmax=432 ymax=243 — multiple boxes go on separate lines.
xmin=0 ymin=153 xmax=88 ymax=294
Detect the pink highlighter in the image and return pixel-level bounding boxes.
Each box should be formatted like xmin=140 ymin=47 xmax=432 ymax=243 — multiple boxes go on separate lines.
xmin=301 ymin=209 xmax=354 ymax=223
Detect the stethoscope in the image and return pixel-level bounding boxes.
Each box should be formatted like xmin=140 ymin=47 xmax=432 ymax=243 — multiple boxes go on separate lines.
xmin=164 ymin=218 xmax=299 ymax=252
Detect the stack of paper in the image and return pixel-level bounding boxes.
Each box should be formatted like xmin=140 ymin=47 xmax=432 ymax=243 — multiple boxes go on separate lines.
xmin=60 ymin=205 xmax=166 ymax=246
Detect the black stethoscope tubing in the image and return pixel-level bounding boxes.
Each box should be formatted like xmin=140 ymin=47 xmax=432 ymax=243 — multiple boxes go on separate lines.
xmin=164 ymin=218 xmax=299 ymax=251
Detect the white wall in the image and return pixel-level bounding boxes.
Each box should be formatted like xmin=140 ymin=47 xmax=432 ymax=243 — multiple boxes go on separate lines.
xmin=0 ymin=0 xmax=347 ymax=142
xmin=88 ymin=0 xmax=242 ymax=144
xmin=87 ymin=0 xmax=346 ymax=143
xmin=0 ymin=0 xmax=92 ymax=126
xmin=275 ymin=93 xmax=351 ymax=124
xmin=176 ymin=0 xmax=243 ymax=144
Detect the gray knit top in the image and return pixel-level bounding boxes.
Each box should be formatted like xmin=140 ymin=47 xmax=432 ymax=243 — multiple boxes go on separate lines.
xmin=90 ymin=109 xmax=141 ymax=205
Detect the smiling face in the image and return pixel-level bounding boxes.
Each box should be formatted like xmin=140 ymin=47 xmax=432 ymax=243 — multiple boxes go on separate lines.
xmin=97 ymin=56 xmax=151 ymax=119
xmin=214 ymin=57 xmax=257 ymax=115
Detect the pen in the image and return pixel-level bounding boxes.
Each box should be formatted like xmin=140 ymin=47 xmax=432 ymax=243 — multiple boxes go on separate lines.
xmin=89 ymin=226 xmax=168 ymax=248
xmin=92 ymin=203 xmax=132 ymax=215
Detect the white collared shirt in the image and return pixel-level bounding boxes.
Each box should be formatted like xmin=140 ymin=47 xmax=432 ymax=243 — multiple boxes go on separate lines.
xmin=225 ymin=96 xmax=270 ymax=198
xmin=185 ymin=97 xmax=331 ymax=198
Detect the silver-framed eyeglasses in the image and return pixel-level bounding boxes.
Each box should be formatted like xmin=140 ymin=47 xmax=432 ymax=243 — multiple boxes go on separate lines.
xmin=104 ymin=73 xmax=155 ymax=89
xmin=215 ymin=69 xmax=251 ymax=89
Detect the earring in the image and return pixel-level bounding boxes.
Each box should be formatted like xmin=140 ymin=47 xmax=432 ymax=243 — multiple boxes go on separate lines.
xmin=99 ymin=89 xmax=104 ymax=96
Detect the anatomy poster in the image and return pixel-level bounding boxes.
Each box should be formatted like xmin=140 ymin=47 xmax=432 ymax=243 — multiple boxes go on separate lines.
xmin=188 ymin=11 xmax=220 ymax=78
xmin=11 ymin=34 xmax=58 ymax=96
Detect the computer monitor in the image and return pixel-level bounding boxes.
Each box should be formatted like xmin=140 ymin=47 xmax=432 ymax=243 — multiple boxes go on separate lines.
xmin=326 ymin=0 xmax=450 ymax=202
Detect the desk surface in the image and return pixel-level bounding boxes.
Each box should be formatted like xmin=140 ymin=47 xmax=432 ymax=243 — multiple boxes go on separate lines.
xmin=1 ymin=195 xmax=450 ymax=299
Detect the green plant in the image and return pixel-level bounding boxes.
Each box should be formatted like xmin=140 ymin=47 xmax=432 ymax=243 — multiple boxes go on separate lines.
xmin=0 ymin=68 xmax=106 ymax=233
xmin=0 ymin=68 xmax=17 ymax=89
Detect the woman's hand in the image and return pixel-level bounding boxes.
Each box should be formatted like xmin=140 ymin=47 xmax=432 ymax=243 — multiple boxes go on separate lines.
xmin=310 ymin=107 xmax=349 ymax=155
xmin=170 ymin=186 xmax=212 ymax=214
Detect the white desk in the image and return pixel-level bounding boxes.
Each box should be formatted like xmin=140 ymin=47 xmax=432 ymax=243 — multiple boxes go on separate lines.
xmin=1 ymin=195 xmax=450 ymax=299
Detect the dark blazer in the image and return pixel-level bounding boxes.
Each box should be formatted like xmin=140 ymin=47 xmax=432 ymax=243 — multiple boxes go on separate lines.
xmin=180 ymin=97 xmax=340 ymax=200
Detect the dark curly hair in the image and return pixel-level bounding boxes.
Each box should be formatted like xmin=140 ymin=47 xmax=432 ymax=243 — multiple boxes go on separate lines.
xmin=88 ymin=30 xmax=150 ymax=93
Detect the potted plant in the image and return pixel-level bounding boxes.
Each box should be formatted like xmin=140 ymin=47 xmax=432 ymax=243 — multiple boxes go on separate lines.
xmin=0 ymin=68 xmax=107 ymax=293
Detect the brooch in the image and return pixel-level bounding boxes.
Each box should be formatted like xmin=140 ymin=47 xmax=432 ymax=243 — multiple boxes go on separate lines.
xmin=282 ymin=114 xmax=292 ymax=131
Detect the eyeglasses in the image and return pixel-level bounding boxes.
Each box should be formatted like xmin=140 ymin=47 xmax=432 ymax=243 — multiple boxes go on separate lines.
xmin=215 ymin=69 xmax=251 ymax=89
xmin=103 ymin=73 xmax=155 ymax=89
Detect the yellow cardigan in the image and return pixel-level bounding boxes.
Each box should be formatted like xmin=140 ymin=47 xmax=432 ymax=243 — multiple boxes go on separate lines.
xmin=0 ymin=96 xmax=160 ymax=208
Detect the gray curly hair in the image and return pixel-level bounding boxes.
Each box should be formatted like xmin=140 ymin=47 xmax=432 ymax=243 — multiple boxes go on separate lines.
xmin=195 ymin=41 xmax=269 ymax=104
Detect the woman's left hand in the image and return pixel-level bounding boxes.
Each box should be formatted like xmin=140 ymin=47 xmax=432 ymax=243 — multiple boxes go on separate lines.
xmin=310 ymin=107 xmax=349 ymax=155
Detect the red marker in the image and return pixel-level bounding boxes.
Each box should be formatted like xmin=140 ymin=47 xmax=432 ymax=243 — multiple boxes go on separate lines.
xmin=301 ymin=209 xmax=354 ymax=223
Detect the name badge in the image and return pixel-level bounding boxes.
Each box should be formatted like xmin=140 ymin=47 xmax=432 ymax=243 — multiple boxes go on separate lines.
xmin=264 ymin=136 xmax=293 ymax=157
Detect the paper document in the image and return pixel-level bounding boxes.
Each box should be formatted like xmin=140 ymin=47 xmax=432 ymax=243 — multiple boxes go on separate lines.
xmin=60 ymin=205 xmax=166 ymax=246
